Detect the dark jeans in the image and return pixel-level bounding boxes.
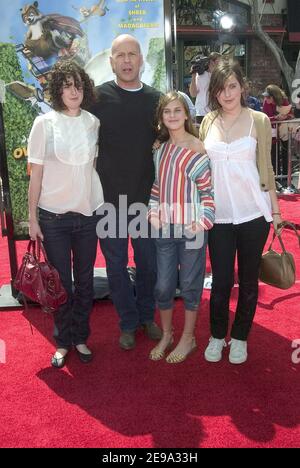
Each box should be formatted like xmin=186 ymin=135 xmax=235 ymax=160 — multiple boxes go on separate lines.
xmin=39 ymin=209 xmax=99 ymax=348
xmin=99 ymin=212 xmax=156 ymax=332
xmin=208 ymin=217 xmax=270 ymax=341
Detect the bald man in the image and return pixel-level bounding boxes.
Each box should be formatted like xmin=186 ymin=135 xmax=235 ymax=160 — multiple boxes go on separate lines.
xmin=91 ymin=34 xmax=162 ymax=350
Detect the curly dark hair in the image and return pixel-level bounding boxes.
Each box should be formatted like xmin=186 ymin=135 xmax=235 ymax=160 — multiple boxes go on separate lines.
xmin=48 ymin=59 xmax=95 ymax=111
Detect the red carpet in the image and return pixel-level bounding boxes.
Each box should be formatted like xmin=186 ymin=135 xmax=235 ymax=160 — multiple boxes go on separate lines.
xmin=0 ymin=197 xmax=299 ymax=448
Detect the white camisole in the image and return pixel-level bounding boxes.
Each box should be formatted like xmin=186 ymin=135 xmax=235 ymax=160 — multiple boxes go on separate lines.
xmin=204 ymin=116 xmax=273 ymax=224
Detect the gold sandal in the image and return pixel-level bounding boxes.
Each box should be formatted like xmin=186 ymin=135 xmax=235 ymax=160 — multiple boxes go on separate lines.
xmin=166 ymin=337 xmax=197 ymax=364
xmin=149 ymin=331 xmax=174 ymax=361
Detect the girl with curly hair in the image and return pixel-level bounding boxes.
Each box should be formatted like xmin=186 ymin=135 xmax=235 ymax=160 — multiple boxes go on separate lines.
xmin=28 ymin=60 xmax=103 ymax=368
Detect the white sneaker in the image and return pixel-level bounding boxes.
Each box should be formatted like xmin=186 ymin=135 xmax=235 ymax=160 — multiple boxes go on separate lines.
xmin=229 ymin=338 xmax=248 ymax=364
xmin=204 ymin=337 xmax=227 ymax=362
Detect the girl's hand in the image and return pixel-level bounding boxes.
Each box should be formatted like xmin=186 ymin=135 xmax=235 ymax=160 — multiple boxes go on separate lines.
xmin=272 ymin=213 xmax=283 ymax=235
xmin=152 ymin=139 xmax=161 ymax=151
xmin=29 ymin=220 xmax=44 ymax=241
xmin=149 ymin=214 xmax=161 ymax=231
xmin=185 ymin=221 xmax=203 ymax=234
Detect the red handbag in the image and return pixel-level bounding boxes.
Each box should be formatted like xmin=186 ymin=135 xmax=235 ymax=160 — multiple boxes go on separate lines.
xmin=14 ymin=238 xmax=67 ymax=312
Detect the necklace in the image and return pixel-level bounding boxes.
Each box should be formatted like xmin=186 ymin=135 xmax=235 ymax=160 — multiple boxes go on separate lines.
xmin=220 ymin=108 xmax=244 ymax=143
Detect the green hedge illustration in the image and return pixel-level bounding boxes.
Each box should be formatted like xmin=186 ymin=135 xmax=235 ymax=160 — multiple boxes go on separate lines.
xmin=0 ymin=43 xmax=39 ymax=239
xmin=147 ymin=37 xmax=166 ymax=92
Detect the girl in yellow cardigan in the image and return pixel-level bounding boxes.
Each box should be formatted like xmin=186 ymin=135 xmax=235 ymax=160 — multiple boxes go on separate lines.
xmin=199 ymin=61 xmax=282 ymax=364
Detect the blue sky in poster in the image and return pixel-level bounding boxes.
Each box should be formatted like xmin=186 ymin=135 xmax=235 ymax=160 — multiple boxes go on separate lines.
xmin=0 ymin=0 xmax=165 ymax=88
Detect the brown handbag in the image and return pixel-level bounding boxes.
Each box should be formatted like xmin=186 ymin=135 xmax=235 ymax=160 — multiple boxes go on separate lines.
xmin=14 ymin=238 xmax=67 ymax=312
xmin=259 ymin=221 xmax=300 ymax=289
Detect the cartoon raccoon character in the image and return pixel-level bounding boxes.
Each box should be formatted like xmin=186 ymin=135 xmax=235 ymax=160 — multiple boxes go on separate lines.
xmin=21 ymin=1 xmax=84 ymax=58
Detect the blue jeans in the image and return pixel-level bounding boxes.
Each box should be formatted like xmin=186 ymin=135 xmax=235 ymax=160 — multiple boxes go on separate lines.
xmin=155 ymin=225 xmax=208 ymax=311
xmin=99 ymin=213 xmax=157 ymax=332
xmin=39 ymin=209 xmax=99 ymax=348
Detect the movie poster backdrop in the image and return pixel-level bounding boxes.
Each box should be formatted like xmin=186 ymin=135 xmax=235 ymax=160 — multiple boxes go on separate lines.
xmin=0 ymin=0 xmax=166 ymax=238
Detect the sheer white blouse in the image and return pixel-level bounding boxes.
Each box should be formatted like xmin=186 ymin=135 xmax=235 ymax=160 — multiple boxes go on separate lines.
xmin=28 ymin=110 xmax=103 ymax=216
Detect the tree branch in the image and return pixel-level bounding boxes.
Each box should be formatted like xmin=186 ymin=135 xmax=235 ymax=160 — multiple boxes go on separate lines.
xmin=250 ymin=0 xmax=294 ymax=93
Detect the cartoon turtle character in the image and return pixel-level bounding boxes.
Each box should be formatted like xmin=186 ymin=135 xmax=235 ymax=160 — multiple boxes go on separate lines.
xmin=21 ymin=1 xmax=84 ymax=58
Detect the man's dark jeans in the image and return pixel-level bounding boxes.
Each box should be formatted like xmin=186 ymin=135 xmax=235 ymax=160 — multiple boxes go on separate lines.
xmin=39 ymin=209 xmax=98 ymax=348
xmin=99 ymin=212 xmax=156 ymax=332
xmin=208 ymin=216 xmax=270 ymax=341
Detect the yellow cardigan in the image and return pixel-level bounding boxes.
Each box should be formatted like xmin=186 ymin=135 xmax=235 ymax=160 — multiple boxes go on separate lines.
xmin=199 ymin=108 xmax=276 ymax=191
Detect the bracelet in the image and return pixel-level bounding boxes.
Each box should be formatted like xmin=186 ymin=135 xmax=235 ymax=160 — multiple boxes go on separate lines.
xmin=272 ymin=212 xmax=281 ymax=215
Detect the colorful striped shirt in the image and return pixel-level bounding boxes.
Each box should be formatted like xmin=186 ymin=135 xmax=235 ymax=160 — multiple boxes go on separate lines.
xmin=148 ymin=143 xmax=215 ymax=229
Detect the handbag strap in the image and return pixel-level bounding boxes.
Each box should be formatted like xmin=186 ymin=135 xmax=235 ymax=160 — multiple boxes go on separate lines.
xmin=26 ymin=239 xmax=42 ymax=261
xmin=36 ymin=237 xmax=49 ymax=263
xmin=26 ymin=240 xmax=38 ymax=259
xmin=268 ymin=221 xmax=300 ymax=252
xmin=280 ymin=221 xmax=300 ymax=246
xmin=268 ymin=232 xmax=286 ymax=253
xmin=28 ymin=237 xmax=49 ymax=263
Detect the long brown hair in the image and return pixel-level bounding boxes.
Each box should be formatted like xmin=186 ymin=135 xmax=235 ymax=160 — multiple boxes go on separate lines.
xmin=264 ymin=84 xmax=287 ymax=106
xmin=156 ymin=91 xmax=197 ymax=142
xmin=208 ymin=61 xmax=246 ymax=112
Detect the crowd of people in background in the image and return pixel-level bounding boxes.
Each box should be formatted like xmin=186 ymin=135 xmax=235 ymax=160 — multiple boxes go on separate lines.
xmin=188 ymin=58 xmax=300 ymax=192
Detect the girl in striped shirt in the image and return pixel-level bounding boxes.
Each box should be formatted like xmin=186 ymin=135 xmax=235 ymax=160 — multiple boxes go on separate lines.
xmin=148 ymin=91 xmax=215 ymax=363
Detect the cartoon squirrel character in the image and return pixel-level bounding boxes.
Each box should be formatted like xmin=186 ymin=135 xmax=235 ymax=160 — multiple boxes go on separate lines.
xmin=72 ymin=0 xmax=109 ymax=22
xmin=21 ymin=1 xmax=84 ymax=58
